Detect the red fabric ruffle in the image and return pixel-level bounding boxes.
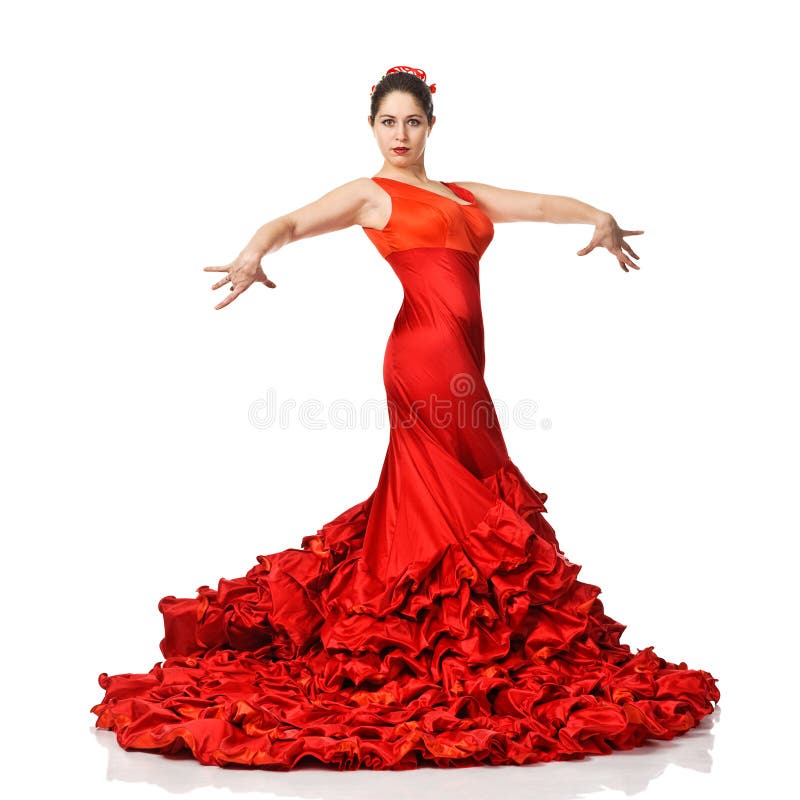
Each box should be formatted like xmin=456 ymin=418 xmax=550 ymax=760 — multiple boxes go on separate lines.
xmin=91 ymin=457 xmax=720 ymax=770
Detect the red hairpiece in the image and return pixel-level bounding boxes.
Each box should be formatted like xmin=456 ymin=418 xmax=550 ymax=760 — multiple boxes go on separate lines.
xmin=370 ymin=65 xmax=437 ymax=96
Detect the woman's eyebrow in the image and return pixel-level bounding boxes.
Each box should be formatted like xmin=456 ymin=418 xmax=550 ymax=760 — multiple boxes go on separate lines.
xmin=379 ymin=113 xmax=422 ymax=119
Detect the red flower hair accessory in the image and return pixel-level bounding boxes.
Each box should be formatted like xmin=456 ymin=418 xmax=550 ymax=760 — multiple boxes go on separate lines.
xmin=370 ymin=66 xmax=437 ymax=96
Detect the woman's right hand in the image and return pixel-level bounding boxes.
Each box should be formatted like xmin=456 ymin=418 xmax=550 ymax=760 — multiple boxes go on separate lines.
xmin=203 ymin=251 xmax=277 ymax=310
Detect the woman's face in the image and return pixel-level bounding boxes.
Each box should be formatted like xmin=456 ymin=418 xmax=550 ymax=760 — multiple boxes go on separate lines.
xmin=371 ymin=91 xmax=434 ymax=166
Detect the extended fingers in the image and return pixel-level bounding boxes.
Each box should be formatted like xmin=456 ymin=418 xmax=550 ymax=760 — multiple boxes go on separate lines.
xmin=204 ymin=264 xmax=233 ymax=291
xmin=214 ymin=286 xmax=244 ymax=310
xmin=621 ymin=241 xmax=640 ymax=260
xmin=616 ymin=249 xmax=640 ymax=270
xmin=618 ymin=230 xmax=644 ymax=258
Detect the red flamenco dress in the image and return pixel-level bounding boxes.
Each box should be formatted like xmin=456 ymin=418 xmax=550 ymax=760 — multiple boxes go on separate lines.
xmin=91 ymin=176 xmax=720 ymax=770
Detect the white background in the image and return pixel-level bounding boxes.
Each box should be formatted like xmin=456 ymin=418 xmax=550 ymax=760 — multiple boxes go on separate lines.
xmin=2 ymin=0 xmax=797 ymax=797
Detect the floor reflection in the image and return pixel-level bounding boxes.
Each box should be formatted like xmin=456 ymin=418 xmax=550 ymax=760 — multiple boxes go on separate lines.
xmin=91 ymin=704 xmax=720 ymax=798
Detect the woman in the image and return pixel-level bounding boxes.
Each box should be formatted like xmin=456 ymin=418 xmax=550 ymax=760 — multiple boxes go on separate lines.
xmin=92 ymin=66 xmax=720 ymax=771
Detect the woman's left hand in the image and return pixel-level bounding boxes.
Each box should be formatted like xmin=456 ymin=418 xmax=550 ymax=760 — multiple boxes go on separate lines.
xmin=577 ymin=214 xmax=644 ymax=272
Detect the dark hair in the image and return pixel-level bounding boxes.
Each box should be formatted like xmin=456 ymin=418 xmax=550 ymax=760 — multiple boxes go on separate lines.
xmin=369 ymin=72 xmax=434 ymax=127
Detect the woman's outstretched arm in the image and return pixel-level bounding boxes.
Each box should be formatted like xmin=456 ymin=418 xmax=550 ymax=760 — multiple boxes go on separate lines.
xmin=203 ymin=178 xmax=379 ymax=309
xmin=454 ymin=181 xmax=644 ymax=272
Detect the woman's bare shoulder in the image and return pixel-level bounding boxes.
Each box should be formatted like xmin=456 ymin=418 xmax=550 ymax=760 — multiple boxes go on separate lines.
xmin=318 ymin=177 xmax=389 ymax=209
xmin=278 ymin=177 xmax=388 ymax=239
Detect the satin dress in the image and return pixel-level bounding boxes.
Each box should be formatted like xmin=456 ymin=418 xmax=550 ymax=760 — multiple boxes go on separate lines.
xmin=91 ymin=176 xmax=720 ymax=770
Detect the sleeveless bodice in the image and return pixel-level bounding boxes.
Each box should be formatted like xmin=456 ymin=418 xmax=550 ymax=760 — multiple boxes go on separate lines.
xmin=358 ymin=177 xmax=497 ymax=392
xmin=361 ymin=177 xmax=494 ymax=259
